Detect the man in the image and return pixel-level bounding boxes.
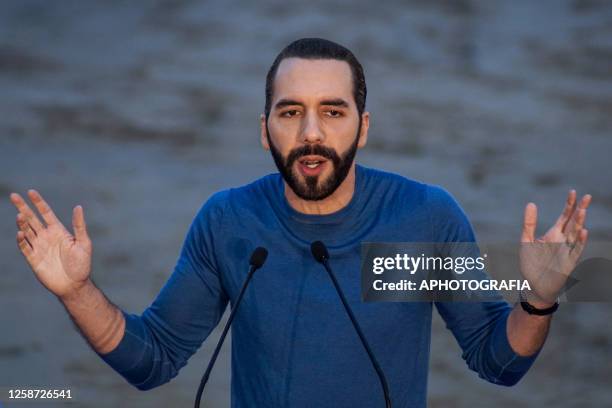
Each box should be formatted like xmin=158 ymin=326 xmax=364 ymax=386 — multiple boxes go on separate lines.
xmin=10 ymin=38 xmax=591 ymax=407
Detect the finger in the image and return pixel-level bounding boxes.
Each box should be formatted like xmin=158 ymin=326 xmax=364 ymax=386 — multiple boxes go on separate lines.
xmin=16 ymin=212 xmax=37 ymax=235
xmin=565 ymin=209 xmax=586 ymax=241
xmin=573 ymin=208 xmax=587 ymax=232
xmin=578 ymin=228 xmax=588 ymax=243
xmin=16 ymin=213 xmax=36 ymax=244
xmin=565 ymin=195 xmax=591 ymax=241
xmin=20 ymin=216 xmax=38 ymax=246
xmin=72 ymin=205 xmax=91 ymax=245
xmin=577 ymin=194 xmax=592 ymax=210
xmin=10 ymin=192 xmax=45 ymax=232
xmin=16 ymin=230 xmax=34 ymax=258
xmin=572 ymin=195 xmax=591 ymax=238
xmin=563 ymin=193 xmax=592 ymax=234
xmin=554 ymin=189 xmax=576 ymax=231
xmin=27 ymin=189 xmax=61 ymax=227
xmin=27 ymin=221 xmax=38 ymax=236
xmin=16 ymin=212 xmax=28 ymax=232
xmin=521 ymin=202 xmax=537 ymax=243
xmin=570 ymin=229 xmax=588 ymax=263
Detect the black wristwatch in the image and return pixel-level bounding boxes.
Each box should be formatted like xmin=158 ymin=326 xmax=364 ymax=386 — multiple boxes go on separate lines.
xmin=519 ymin=292 xmax=559 ymax=316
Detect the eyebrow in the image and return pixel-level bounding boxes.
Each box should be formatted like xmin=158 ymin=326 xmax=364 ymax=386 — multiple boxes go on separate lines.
xmin=321 ymin=98 xmax=349 ymax=108
xmin=273 ymin=98 xmax=350 ymax=110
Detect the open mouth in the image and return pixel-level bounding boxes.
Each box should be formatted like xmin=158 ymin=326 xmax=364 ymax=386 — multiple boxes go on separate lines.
xmin=299 ymin=155 xmax=326 ymax=168
xmin=303 ymin=160 xmax=323 ymax=168
xmin=297 ymin=155 xmax=327 ymax=175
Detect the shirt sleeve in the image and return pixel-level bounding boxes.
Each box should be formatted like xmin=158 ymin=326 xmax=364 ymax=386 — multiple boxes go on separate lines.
xmin=427 ymin=185 xmax=541 ymax=386
xmin=96 ymin=191 xmax=230 ymax=390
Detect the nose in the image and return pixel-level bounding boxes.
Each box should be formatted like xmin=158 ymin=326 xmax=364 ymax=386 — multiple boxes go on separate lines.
xmin=300 ymin=111 xmax=324 ymax=144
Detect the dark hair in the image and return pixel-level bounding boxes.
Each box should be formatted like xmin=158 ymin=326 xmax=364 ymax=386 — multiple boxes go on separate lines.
xmin=264 ymin=38 xmax=367 ymax=118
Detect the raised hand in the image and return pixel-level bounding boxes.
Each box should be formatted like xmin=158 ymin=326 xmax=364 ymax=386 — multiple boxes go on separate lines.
xmin=519 ymin=190 xmax=592 ymax=306
xmin=10 ymin=189 xmax=93 ymax=300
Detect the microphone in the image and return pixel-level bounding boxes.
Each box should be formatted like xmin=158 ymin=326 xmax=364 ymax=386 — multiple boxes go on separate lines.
xmin=310 ymin=241 xmax=392 ymax=408
xmin=194 ymin=246 xmax=268 ymax=408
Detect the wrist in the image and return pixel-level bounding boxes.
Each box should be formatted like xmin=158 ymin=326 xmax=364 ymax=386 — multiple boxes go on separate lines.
xmin=519 ymin=290 xmax=557 ymax=308
xmin=526 ymin=299 xmax=556 ymax=309
xmin=518 ymin=291 xmax=559 ymax=316
xmin=58 ymin=279 xmax=94 ymax=303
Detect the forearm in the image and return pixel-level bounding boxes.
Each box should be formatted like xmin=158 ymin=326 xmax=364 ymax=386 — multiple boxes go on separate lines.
xmin=59 ymin=279 xmax=125 ymax=354
xmin=506 ymin=302 xmax=552 ymax=357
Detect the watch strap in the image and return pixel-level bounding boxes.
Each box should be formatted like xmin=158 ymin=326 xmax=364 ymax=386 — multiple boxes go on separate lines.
xmin=519 ymin=292 xmax=559 ymax=315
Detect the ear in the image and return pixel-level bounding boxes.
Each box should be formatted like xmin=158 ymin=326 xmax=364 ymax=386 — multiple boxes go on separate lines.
xmin=357 ymin=111 xmax=370 ymax=149
xmin=260 ymin=113 xmax=270 ymax=151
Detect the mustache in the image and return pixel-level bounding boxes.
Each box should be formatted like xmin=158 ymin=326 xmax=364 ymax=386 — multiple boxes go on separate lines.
xmin=285 ymin=144 xmax=341 ymax=168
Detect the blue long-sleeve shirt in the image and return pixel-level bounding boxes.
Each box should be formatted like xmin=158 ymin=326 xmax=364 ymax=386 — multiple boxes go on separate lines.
xmin=98 ymin=164 xmax=540 ymax=407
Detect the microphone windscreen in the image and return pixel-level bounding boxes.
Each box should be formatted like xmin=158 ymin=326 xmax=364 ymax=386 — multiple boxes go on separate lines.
xmin=249 ymin=247 xmax=268 ymax=268
xmin=310 ymin=241 xmax=329 ymax=263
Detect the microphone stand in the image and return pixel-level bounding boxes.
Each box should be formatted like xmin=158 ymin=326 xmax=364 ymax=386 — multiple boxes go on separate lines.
xmin=194 ymin=247 xmax=268 ymax=408
xmin=311 ymin=241 xmax=392 ymax=408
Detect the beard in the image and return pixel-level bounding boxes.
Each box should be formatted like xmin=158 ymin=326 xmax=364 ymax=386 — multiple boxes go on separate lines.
xmin=266 ymin=120 xmax=361 ymax=201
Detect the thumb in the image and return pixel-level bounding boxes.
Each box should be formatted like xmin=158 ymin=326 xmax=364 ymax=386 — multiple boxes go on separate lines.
xmin=521 ymin=202 xmax=537 ymax=243
xmin=72 ymin=205 xmax=91 ymax=245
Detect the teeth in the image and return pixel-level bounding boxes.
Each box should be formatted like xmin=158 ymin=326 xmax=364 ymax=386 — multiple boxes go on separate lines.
xmin=301 ymin=159 xmax=323 ymax=169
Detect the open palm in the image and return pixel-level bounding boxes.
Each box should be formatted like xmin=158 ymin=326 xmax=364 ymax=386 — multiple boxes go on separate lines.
xmin=519 ymin=190 xmax=591 ymax=305
xmin=10 ymin=190 xmax=92 ymax=299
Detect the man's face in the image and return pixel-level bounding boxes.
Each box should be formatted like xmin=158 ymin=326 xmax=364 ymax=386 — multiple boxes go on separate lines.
xmin=261 ymin=58 xmax=369 ymax=201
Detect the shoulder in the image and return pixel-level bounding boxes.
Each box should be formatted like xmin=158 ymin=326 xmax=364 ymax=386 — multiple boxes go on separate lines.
xmin=424 ymin=184 xmax=475 ymax=242
xmin=228 ymin=172 xmax=278 ymax=200
xmin=360 ymin=165 xmax=426 ymax=193
xmin=360 ymin=166 xmax=473 ymax=240
xmin=359 ymin=165 xmax=428 ymax=208
xmin=197 ymin=173 xmax=279 ymax=220
xmin=189 ymin=189 xmax=231 ymax=231
xmin=361 ymin=165 xmax=423 ymax=187
xmin=425 ymin=184 xmax=462 ymax=211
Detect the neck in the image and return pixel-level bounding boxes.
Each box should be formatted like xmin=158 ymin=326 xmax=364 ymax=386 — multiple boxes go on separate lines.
xmin=284 ymin=163 xmax=357 ymax=215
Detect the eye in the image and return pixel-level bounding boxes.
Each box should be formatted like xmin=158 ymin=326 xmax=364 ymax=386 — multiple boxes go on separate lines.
xmin=281 ymin=109 xmax=300 ymax=118
xmin=325 ymin=109 xmax=342 ymax=117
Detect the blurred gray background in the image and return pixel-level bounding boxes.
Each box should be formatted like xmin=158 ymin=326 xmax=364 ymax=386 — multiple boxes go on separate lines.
xmin=1 ymin=0 xmax=611 ymax=407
